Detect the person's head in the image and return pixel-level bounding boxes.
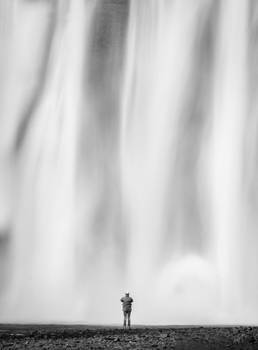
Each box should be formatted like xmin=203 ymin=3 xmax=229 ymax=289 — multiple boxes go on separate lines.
xmin=125 ymin=292 xmax=129 ymax=297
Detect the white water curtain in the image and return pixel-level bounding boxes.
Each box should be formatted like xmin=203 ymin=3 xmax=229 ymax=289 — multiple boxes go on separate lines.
xmin=0 ymin=0 xmax=257 ymax=324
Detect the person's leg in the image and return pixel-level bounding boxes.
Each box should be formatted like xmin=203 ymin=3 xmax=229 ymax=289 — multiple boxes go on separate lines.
xmin=123 ymin=311 xmax=126 ymax=328
xmin=128 ymin=311 xmax=131 ymax=329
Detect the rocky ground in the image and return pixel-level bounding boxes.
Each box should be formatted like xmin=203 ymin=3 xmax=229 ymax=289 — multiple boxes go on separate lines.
xmin=1 ymin=324 xmax=258 ymax=349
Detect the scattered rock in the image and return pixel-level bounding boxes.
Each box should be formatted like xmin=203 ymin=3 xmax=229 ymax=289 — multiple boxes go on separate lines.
xmin=0 ymin=326 xmax=258 ymax=349
xmin=160 ymin=333 xmax=168 ymax=338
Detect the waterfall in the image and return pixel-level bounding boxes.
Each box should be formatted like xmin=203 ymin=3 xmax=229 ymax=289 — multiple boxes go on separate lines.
xmin=0 ymin=0 xmax=257 ymax=324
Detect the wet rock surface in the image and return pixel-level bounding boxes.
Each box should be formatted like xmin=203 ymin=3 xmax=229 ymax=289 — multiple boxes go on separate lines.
xmin=1 ymin=325 xmax=258 ymax=349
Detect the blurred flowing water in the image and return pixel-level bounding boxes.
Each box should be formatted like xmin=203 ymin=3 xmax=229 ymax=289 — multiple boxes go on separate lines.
xmin=0 ymin=0 xmax=257 ymax=324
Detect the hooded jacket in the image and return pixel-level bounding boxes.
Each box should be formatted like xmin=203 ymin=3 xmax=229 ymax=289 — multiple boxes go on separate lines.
xmin=120 ymin=295 xmax=133 ymax=312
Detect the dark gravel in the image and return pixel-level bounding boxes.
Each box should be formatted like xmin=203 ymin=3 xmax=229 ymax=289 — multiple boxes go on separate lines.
xmin=1 ymin=324 xmax=258 ymax=349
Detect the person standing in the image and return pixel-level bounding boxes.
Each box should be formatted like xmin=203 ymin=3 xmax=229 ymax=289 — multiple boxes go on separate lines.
xmin=120 ymin=292 xmax=133 ymax=329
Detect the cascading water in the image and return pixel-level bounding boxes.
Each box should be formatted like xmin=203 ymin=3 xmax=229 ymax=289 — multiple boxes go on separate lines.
xmin=0 ymin=0 xmax=257 ymax=324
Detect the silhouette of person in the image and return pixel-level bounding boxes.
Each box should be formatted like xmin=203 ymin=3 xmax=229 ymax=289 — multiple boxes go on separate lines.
xmin=120 ymin=292 xmax=133 ymax=329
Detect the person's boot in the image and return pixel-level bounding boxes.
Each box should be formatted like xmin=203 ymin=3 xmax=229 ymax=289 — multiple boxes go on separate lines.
xmin=123 ymin=319 xmax=126 ymax=330
xmin=128 ymin=319 xmax=131 ymax=330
